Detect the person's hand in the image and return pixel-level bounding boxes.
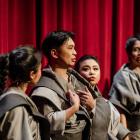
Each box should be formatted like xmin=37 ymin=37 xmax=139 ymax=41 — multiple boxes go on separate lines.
xmin=66 ymin=89 xmax=80 ymax=112
xmin=77 ymin=87 xmax=96 ymax=111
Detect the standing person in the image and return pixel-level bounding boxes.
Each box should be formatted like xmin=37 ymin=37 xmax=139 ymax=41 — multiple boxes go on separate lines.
xmin=75 ymin=55 xmax=130 ymax=140
xmin=0 ymin=46 xmax=50 ymax=140
xmin=109 ymin=36 xmax=140 ymax=140
xmin=31 ymin=31 xmax=95 ymax=140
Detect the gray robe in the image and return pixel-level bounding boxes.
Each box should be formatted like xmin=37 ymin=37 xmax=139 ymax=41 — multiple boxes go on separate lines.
xmin=0 ymin=87 xmax=50 ymax=140
xmin=109 ymin=64 xmax=140 ymax=139
xmin=31 ymin=67 xmax=90 ymax=140
xmin=31 ymin=67 xmax=129 ymax=140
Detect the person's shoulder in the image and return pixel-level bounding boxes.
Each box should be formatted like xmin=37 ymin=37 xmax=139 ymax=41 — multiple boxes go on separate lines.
xmin=113 ymin=64 xmax=129 ymax=80
xmin=5 ymin=106 xmax=28 ymax=121
xmin=32 ymin=87 xmax=52 ymax=94
xmin=31 ymin=87 xmax=58 ymax=101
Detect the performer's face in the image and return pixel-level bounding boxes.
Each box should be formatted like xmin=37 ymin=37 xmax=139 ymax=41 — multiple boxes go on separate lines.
xmin=130 ymin=40 xmax=140 ymax=67
xmin=78 ymin=59 xmax=100 ymax=85
xmin=55 ymin=37 xmax=77 ymax=68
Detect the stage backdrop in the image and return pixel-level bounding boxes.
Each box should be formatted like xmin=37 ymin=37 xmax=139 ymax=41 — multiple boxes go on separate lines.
xmin=0 ymin=0 xmax=140 ymax=97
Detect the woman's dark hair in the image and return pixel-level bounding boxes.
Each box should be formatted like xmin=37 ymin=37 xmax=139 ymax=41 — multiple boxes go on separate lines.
xmin=9 ymin=45 xmax=42 ymax=86
xmin=75 ymin=55 xmax=99 ymax=72
xmin=125 ymin=35 xmax=140 ymax=54
xmin=0 ymin=54 xmax=9 ymax=94
xmin=42 ymin=30 xmax=75 ymax=60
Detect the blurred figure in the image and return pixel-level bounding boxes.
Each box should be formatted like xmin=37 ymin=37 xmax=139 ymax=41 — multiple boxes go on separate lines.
xmin=109 ymin=36 xmax=140 ymax=140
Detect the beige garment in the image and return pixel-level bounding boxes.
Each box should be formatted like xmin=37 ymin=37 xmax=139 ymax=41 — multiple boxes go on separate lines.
xmin=0 ymin=88 xmax=41 ymax=140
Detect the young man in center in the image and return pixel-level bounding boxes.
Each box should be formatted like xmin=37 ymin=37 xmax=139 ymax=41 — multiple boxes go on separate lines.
xmin=31 ymin=31 xmax=95 ymax=140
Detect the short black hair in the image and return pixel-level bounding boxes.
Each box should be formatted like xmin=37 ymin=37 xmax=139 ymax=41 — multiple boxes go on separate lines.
xmin=75 ymin=55 xmax=99 ymax=72
xmin=42 ymin=30 xmax=74 ymax=60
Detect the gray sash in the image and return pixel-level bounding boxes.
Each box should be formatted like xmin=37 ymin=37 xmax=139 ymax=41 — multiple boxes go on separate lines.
xmin=0 ymin=93 xmax=50 ymax=140
xmin=91 ymin=97 xmax=111 ymax=140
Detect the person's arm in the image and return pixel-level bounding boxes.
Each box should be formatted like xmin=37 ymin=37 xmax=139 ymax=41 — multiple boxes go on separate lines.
xmin=0 ymin=107 xmax=34 ymax=140
xmin=77 ymin=87 xmax=96 ymax=112
xmin=117 ymin=107 xmax=128 ymax=128
xmin=32 ymin=88 xmax=80 ymax=134
xmin=119 ymin=109 xmax=129 ymax=140
xmin=65 ymin=89 xmax=80 ymax=121
xmin=120 ymin=113 xmax=127 ymax=128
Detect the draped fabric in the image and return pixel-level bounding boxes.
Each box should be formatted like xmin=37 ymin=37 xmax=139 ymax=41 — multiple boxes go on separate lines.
xmin=0 ymin=0 xmax=139 ymax=96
